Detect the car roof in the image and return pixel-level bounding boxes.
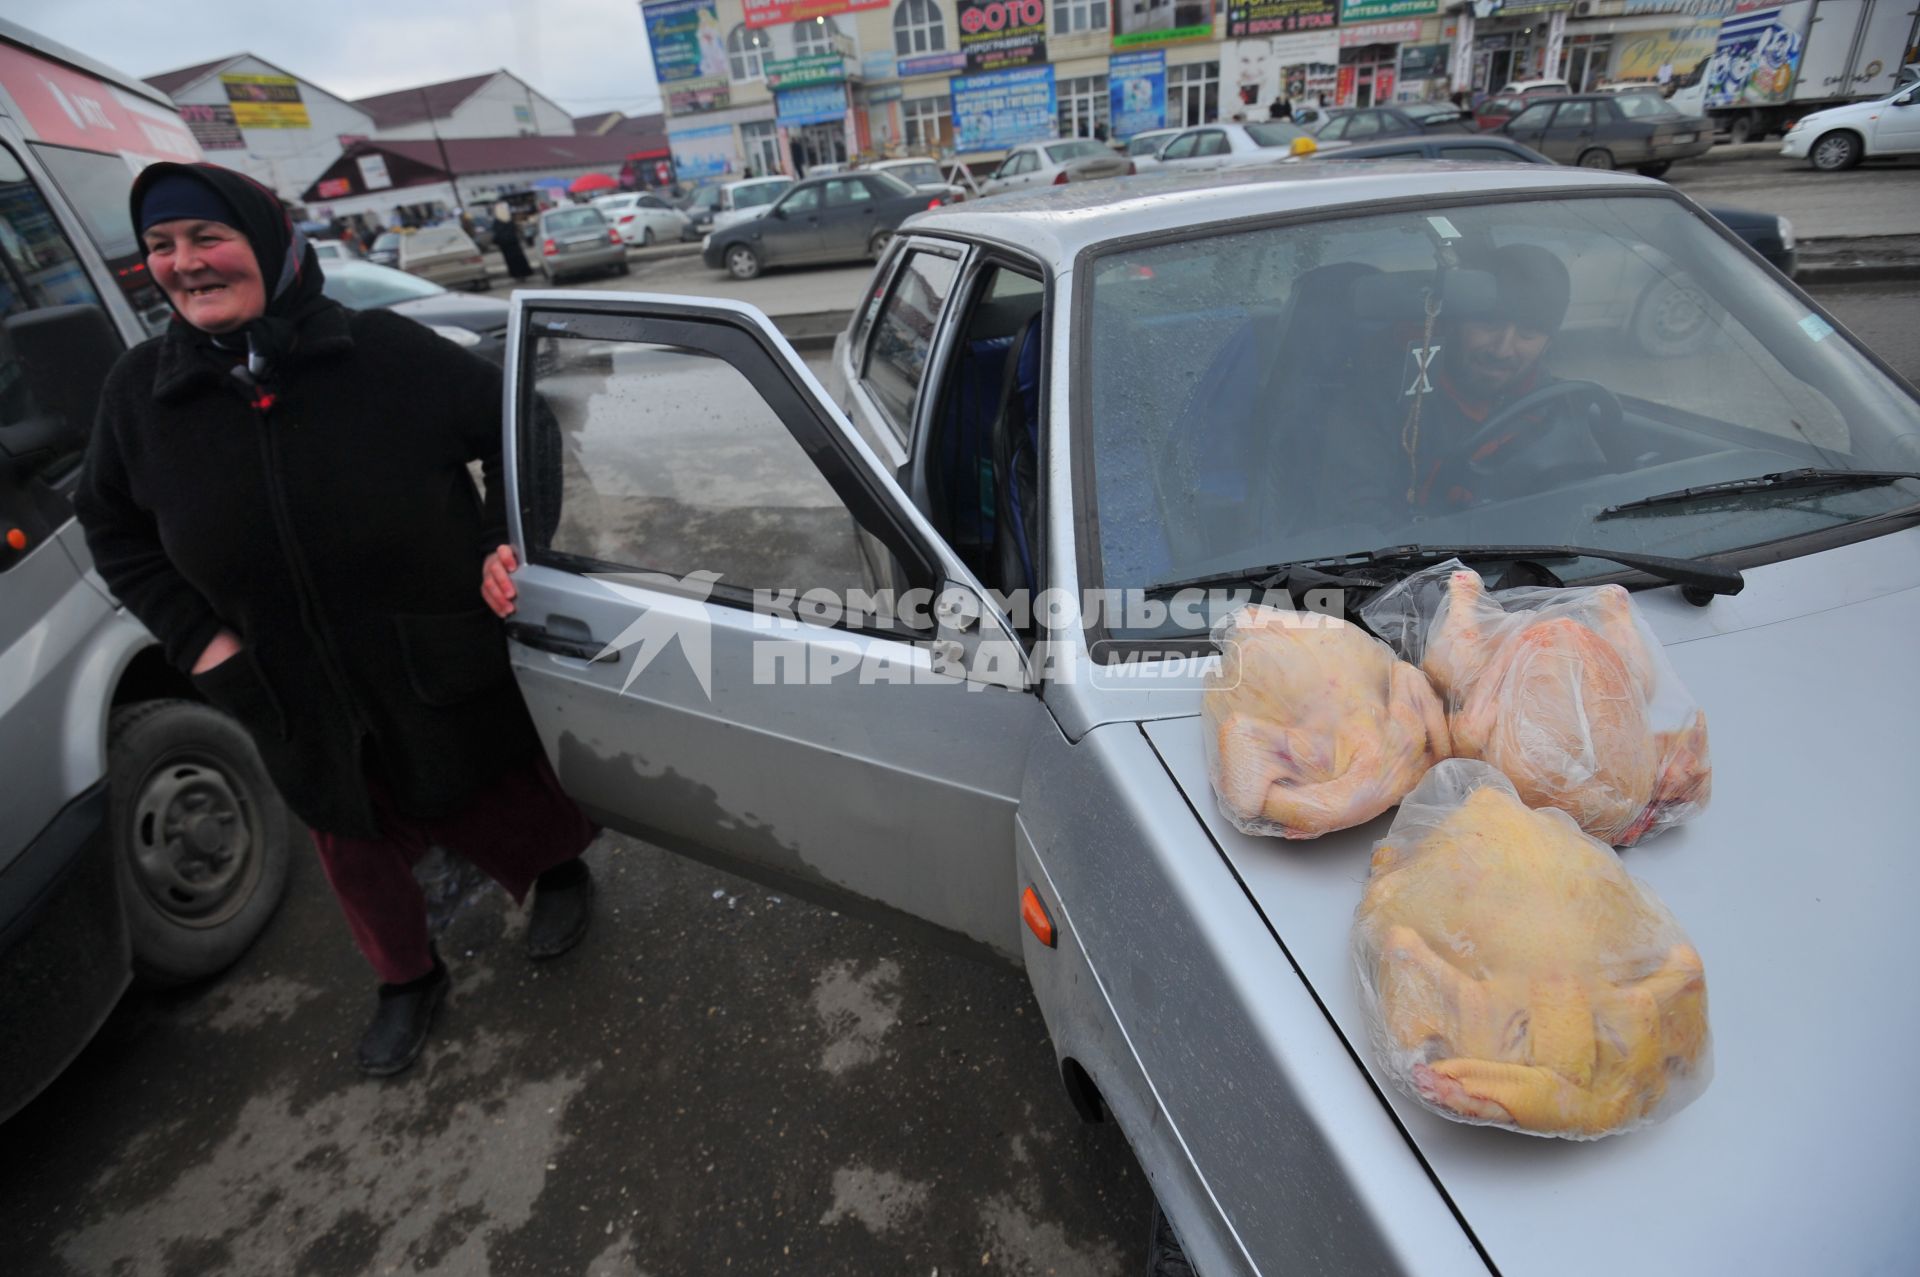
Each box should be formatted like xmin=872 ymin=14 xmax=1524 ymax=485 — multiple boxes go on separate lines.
xmin=723 ymin=175 xmax=792 ymax=190
xmin=906 ymin=162 xmax=1655 ymax=263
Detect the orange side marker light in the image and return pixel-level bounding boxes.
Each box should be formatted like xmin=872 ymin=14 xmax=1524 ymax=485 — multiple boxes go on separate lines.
xmin=1021 ymin=886 xmax=1055 ymax=948
xmin=5 ymin=528 xmax=26 ymax=552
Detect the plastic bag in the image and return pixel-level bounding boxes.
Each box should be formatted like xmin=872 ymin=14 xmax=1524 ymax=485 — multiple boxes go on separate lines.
xmin=1352 ymin=760 xmax=1712 ymax=1139
xmin=1361 ymin=561 xmax=1710 ymax=846
xmin=1203 ymin=605 xmax=1451 ymax=838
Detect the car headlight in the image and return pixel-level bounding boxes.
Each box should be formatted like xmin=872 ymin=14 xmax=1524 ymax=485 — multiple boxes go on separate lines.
xmin=1777 ymin=216 xmax=1795 ymax=251
xmin=426 ymin=324 xmax=481 ymax=348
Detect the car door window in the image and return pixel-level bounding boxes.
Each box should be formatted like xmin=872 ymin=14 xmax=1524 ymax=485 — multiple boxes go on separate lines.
xmin=1509 ymin=103 xmax=1555 ymax=131
xmin=861 ymin=250 xmax=959 ymax=437
xmin=521 ymin=318 xmax=918 ymax=612
xmin=1317 ymin=117 xmax=1348 ymax=141
xmin=779 ymin=186 xmax=821 ymax=214
xmin=1554 ymin=100 xmax=1594 ymax=127
xmin=1160 ymin=132 xmax=1201 ymax=158
xmin=1345 ymin=112 xmax=1383 ymax=138
xmin=1193 ymin=131 xmax=1230 ymax=156
xmin=1014 ymin=152 xmax=1039 ymax=175
xmin=824 ymin=179 xmax=860 ymax=207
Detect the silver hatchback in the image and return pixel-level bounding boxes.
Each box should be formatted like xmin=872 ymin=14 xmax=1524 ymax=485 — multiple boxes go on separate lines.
xmin=536 ymin=206 xmax=629 ymax=283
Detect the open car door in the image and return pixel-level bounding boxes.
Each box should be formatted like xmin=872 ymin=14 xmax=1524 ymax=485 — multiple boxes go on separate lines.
xmin=502 ymin=293 xmax=1037 ymax=956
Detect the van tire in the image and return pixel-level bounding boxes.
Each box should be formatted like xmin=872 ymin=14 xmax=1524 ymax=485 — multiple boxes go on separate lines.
xmin=108 ymin=700 xmax=291 ymax=987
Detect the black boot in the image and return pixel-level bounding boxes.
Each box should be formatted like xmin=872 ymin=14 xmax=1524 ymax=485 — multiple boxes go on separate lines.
xmin=527 ymin=858 xmax=594 ymax=959
xmin=357 ymin=951 xmax=449 ymax=1077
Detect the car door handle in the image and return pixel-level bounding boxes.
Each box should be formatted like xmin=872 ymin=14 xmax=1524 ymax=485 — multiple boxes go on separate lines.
xmin=506 ymin=620 xmax=620 ymax=662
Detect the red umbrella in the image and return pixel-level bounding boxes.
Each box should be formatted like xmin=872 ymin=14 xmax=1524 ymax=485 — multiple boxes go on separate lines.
xmin=569 ymin=172 xmax=617 ymax=194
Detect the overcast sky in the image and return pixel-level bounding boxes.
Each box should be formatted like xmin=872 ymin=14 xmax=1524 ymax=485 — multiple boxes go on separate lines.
xmin=12 ymin=0 xmax=663 ymax=116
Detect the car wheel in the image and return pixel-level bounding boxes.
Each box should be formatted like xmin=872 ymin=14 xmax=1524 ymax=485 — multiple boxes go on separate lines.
xmin=1577 ymin=148 xmax=1615 ymax=170
xmin=641 ymin=227 xmax=655 ymax=247
xmin=725 ymin=243 xmax=762 ymax=280
xmin=867 ymin=228 xmax=893 ymax=260
xmin=615 ymin=260 xmax=630 ymax=276
xmin=1146 ymin=1202 xmax=1198 ymax=1277
xmin=1727 ymin=113 xmax=1754 ymax=146
xmin=108 ymin=700 xmax=291 ymax=987
xmin=1631 ymin=274 xmax=1721 ymax=358
xmin=1636 ymin=160 xmax=1672 ymax=177
xmin=1809 ymin=130 xmax=1862 ymax=171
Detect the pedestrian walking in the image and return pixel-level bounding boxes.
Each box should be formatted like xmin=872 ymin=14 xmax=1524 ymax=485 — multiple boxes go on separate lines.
xmin=492 ymin=199 xmax=533 ymax=280
xmin=75 ymin=162 xmax=599 ymax=1080
xmin=1271 ymin=96 xmax=1293 ymax=121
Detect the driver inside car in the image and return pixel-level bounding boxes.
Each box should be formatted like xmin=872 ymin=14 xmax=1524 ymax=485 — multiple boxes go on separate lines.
xmin=1320 ymin=242 xmax=1607 ymax=528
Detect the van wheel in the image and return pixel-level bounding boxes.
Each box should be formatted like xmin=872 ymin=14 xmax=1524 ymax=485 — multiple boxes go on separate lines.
xmin=108 ymin=701 xmax=290 ymax=987
xmin=725 ymin=244 xmax=762 ymax=280
xmin=1577 ymin=148 xmax=1615 ymax=170
xmin=1727 ymin=114 xmax=1753 ymax=146
xmin=1810 ymin=131 xmax=1861 ymax=171
xmin=1146 ymin=1202 xmax=1197 ymax=1277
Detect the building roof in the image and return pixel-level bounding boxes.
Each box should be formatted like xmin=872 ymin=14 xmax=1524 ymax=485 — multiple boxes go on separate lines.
xmin=144 ymin=55 xmax=243 ymax=97
xmin=573 ymin=111 xmax=621 ymax=135
xmin=299 ymin=132 xmax=670 ymax=202
xmin=352 ymin=71 xmax=498 ymax=128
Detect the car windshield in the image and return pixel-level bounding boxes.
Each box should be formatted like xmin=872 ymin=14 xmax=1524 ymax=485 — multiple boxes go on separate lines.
xmin=1402 ymin=103 xmax=1462 ymax=120
xmin=733 ymin=180 xmax=791 ymax=208
xmin=1046 ymin=140 xmax=1110 ymax=162
xmin=319 ymin=262 xmax=446 ymax=309
xmin=1246 ymin=123 xmax=1310 ymax=147
xmin=372 ymin=232 xmax=400 ymax=252
xmin=1081 ymin=194 xmax=1920 ymax=633
xmin=546 ymin=209 xmax=604 ymax=232
xmin=1127 ymin=133 xmax=1170 ymax=155
xmin=1616 ymin=93 xmax=1684 ymax=118
xmin=887 ymin=162 xmax=943 ymax=185
xmin=690 ymin=187 xmax=722 ymax=211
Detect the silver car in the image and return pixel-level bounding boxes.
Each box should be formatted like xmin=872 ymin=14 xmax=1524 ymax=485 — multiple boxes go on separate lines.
xmin=536 ymin=206 xmax=629 ymax=283
xmin=497 ymin=164 xmax=1920 ymax=1274
xmin=978 ymin=138 xmax=1132 ymax=194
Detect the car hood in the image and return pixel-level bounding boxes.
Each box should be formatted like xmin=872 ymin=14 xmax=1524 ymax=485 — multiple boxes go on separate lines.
xmin=1139 ymin=527 xmax=1920 ymax=1275
xmin=382 ymin=291 xmax=510 ymax=331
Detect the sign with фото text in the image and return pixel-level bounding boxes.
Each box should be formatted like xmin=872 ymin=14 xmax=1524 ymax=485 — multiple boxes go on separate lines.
xmin=951 ymin=65 xmax=1056 ymax=151
xmin=179 ymin=103 xmax=243 ymax=150
xmin=669 ymin=122 xmax=739 ymax=179
xmin=958 ymin=0 xmax=1048 ymax=72
xmin=1116 ymin=0 xmax=1217 ymax=48
xmin=1227 ymin=0 xmax=1336 ymax=38
xmin=1339 ymin=0 xmax=1437 ymax=21
xmin=741 ymin=0 xmax=888 ymax=28
xmin=642 ymin=0 xmax=728 ymax=83
xmin=775 ymin=83 xmax=849 ymax=125
xmin=221 ymin=74 xmax=310 ymax=129
xmin=1109 ymin=51 xmax=1166 ymax=137
xmin=765 ymin=53 xmax=848 ymax=88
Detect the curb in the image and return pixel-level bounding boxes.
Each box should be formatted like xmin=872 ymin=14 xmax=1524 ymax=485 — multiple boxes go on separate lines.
xmin=774 ymin=310 xmax=852 ymax=352
xmin=1795 ymin=261 xmax=1920 ymax=285
xmin=1794 ymin=234 xmax=1920 ymax=286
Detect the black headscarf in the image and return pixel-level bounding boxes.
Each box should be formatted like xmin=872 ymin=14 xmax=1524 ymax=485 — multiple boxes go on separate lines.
xmin=130 ymin=161 xmax=334 ymax=383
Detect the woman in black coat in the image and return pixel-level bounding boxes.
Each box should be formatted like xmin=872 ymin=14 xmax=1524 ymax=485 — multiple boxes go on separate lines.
xmin=75 ymin=163 xmax=596 ymax=1077
xmin=490 ymin=199 xmax=533 ymax=280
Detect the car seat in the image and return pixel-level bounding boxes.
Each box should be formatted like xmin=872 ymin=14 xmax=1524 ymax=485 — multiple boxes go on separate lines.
xmin=990 ymin=313 xmax=1044 ymax=600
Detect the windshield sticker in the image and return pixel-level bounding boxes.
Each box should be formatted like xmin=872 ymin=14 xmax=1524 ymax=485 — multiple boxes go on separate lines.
xmin=1404 ymin=341 xmax=1442 ymax=397
xmin=1426 ymin=215 xmax=1462 ymax=240
xmin=1799 ymin=314 xmax=1835 ymax=342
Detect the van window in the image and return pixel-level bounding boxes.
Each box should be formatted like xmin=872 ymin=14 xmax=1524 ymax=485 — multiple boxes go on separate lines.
xmin=0 ymin=145 xmax=108 ymax=317
xmin=27 ymin=143 xmax=168 ymax=337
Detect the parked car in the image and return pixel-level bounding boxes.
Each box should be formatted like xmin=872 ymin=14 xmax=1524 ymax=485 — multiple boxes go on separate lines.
xmin=536 ymin=206 xmax=629 ymax=283
xmin=709 ymin=175 xmax=799 ymax=235
xmin=589 ymin=191 xmax=690 ymax=247
xmin=1147 ymin=121 xmax=1329 ymax=173
xmin=682 ymin=184 xmax=725 ymax=239
xmin=500 ymin=161 xmax=1920 ymax=1276
xmin=1292 ymin=103 xmax=1352 ymax=133
xmin=1318 ymin=136 xmax=1797 ymax=274
xmin=701 ymin=171 xmax=936 ymax=280
xmin=366 ymin=230 xmax=402 ymax=267
xmin=318 ymin=259 xmax=511 ymax=362
xmin=1502 ymin=92 xmax=1713 ymax=173
xmin=865 ymin=157 xmax=965 ymax=205
xmin=979 ymin=138 xmax=1132 ymax=195
xmin=1121 ymin=126 xmax=1186 ymax=170
xmin=1475 ymin=84 xmax=1569 ymax=131
xmin=395 ymin=223 xmax=490 ymax=291
xmin=1315 ymin=103 xmax=1475 ymax=143
xmin=1781 ymin=80 xmax=1920 ymax=170
xmin=310 ymin=238 xmax=360 ymax=263
xmin=1498 ymin=77 xmax=1572 ymax=96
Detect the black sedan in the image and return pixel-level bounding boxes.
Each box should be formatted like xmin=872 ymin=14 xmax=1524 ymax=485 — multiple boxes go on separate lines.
xmin=318 ymin=259 xmax=510 ymax=362
xmin=1317 ymin=135 xmax=1796 ymax=275
xmin=1500 ymin=92 xmax=1712 ymax=175
xmin=1314 ymin=102 xmax=1474 ymax=143
xmin=702 ymin=170 xmax=940 ymax=281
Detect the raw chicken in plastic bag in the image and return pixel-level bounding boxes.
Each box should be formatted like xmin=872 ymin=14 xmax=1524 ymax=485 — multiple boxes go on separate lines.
xmin=1360 ymin=561 xmax=1710 ymax=846
xmin=1203 ymin=606 xmax=1450 ymax=838
xmin=1353 ymin=760 xmax=1712 ymax=1139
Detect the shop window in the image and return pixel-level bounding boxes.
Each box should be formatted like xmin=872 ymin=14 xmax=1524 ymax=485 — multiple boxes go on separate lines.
xmin=794 ymin=16 xmax=842 ymax=58
xmin=1167 ymin=62 xmax=1219 ymax=128
xmin=902 ymin=97 xmax=953 ymax=151
xmin=1056 ymin=75 xmax=1110 ymax=139
xmin=1053 ymin=0 xmax=1109 ymax=34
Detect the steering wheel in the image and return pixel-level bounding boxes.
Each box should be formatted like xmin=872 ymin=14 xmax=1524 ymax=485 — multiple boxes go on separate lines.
xmin=1460 ymin=379 xmax=1623 ymax=474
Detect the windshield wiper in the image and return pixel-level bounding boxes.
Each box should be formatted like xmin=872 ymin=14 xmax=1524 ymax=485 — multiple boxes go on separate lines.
xmin=1147 ymin=543 xmax=1744 ymax=599
xmin=1597 ymin=468 xmax=1920 ymax=518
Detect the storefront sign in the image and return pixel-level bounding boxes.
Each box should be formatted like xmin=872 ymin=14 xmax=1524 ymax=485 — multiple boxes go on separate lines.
xmin=1469 ymin=0 xmax=1572 ymax=14
xmin=898 ymin=51 xmax=969 ymax=76
xmin=669 ymin=122 xmax=740 ymax=179
xmin=741 ymin=0 xmax=888 ymax=29
xmin=666 ymin=77 xmax=731 ymax=113
xmin=1269 ymin=31 xmax=1342 ymax=98
xmin=1374 ymin=67 xmax=1397 ymax=99
xmin=221 ymin=73 xmax=310 ymax=129
xmin=951 ymin=65 xmax=1056 ymax=151
xmin=1340 ymin=0 xmax=1437 ymax=20
xmin=1227 ymin=0 xmax=1336 ymax=38
xmin=315 ymin=177 xmax=352 ymax=199
xmin=775 ymin=83 xmax=850 ymax=125
xmin=1117 ymin=0 xmax=1217 ymax=48
xmin=1109 ymin=50 xmax=1167 ymax=137
xmin=356 ymin=154 xmax=392 ymax=191
xmin=1341 ymin=19 xmax=1424 ymax=44
xmin=1398 ymin=42 xmax=1451 ymax=79
xmin=765 ymin=54 xmax=848 ymax=88
xmin=958 ymin=0 xmax=1048 ymax=71
xmin=642 ymin=0 xmax=728 ymax=84
xmin=866 ymin=82 xmax=907 ymax=102
xmin=179 ymin=103 xmax=243 ymax=150
xmin=863 ymin=52 xmax=898 ymax=80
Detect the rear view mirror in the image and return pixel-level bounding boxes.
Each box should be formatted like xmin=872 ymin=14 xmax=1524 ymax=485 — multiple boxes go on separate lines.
xmin=0 ymin=303 xmax=122 ymax=482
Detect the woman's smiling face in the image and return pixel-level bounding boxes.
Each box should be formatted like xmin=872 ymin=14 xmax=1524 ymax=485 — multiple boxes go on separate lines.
xmin=142 ymin=219 xmax=267 ymax=333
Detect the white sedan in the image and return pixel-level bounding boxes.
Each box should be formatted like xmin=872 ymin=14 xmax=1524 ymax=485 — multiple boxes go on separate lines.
xmin=589 ymin=191 xmax=689 ymax=247
xmin=1122 ymin=127 xmax=1186 ymax=172
xmin=1149 ymin=120 xmax=1331 ymax=173
xmin=978 ymin=139 xmax=1132 ymax=195
xmin=1781 ymin=82 xmax=1920 ymax=170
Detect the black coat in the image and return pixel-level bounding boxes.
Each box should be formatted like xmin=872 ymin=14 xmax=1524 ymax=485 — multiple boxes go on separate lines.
xmin=76 ymin=304 xmax=541 ymax=837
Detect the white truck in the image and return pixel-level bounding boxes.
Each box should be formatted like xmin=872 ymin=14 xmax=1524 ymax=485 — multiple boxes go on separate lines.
xmin=1669 ymin=0 xmax=1920 ymax=142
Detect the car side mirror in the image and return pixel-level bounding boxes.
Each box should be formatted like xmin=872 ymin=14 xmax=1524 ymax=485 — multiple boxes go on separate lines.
xmin=1897 ymin=91 xmax=1916 ymax=107
xmin=770 ymin=206 xmax=787 ymax=219
xmin=0 ymin=303 xmax=121 ymax=482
